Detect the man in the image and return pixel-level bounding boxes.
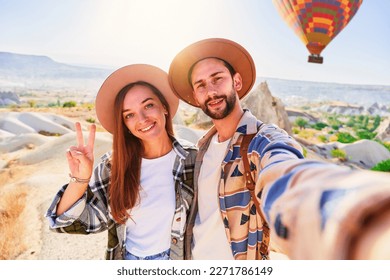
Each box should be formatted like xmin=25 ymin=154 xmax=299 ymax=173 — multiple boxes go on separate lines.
xmin=169 ymin=38 xmax=390 ymax=260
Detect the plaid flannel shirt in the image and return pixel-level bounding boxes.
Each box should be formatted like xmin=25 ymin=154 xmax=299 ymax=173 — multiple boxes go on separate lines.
xmin=46 ymin=137 xmax=196 ymax=260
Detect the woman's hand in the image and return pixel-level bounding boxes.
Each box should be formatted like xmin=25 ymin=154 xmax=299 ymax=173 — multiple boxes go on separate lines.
xmin=56 ymin=122 xmax=96 ymax=216
xmin=66 ymin=122 xmax=96 ymax=181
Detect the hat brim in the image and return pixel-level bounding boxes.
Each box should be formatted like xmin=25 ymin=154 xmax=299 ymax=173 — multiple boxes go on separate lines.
xmin=95 ymin=64 xmax=179 ymax=134
xmin=169 ymin=38 xmax=256 ymax=107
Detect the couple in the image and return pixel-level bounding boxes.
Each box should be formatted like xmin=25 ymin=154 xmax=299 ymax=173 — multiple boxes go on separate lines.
xmin=46 ymin=38 xmax=390 ymax=260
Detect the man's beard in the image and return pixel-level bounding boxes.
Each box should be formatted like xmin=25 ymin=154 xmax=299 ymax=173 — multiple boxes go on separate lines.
xmin=201 ymin=88 xmax=237 ymax=120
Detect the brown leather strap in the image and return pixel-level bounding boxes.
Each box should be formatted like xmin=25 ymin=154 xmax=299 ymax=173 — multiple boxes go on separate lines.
xmin=240 ymin=134 xmax=270 ymax=259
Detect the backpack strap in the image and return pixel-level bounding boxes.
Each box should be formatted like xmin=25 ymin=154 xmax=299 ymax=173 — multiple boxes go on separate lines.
xmin=240 ymin=133 xmax=270 ymax=260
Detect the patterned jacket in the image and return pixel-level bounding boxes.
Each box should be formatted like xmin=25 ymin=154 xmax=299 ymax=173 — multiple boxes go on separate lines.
xmin=185 ymin=109 xmax=390 ymax=259
xmin=46 ymin=137 xmax=196 ymax=260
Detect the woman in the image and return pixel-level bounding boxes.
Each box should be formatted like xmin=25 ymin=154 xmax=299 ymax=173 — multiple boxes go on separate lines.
xmin=46 ymin=64 xmax=197 ymax=260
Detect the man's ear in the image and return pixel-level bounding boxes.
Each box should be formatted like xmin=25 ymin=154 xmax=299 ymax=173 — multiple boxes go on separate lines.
xmin=192 ymin=91 xmax=200 ymax=106
xmin=233 ymin=73 xmax=243 ymax=91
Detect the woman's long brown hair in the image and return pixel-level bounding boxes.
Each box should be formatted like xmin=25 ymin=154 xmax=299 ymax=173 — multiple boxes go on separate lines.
xmin=109 ymin=81 xmax=174 ymax=224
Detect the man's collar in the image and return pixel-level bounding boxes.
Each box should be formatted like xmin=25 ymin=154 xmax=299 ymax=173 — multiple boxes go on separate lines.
xmin=197 ymin=109 xmax=259 ymax=147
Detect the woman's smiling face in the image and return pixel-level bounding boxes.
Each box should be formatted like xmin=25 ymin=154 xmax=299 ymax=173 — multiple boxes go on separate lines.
xmin=122 ymin=84 xmax=168 ymax=143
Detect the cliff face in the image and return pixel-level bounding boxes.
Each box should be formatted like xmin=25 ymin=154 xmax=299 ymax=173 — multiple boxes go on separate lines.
xmin=376 ymin=118 xmax=390 ymax=142
xmin=241 ymin=81 xmax=292 ymax=134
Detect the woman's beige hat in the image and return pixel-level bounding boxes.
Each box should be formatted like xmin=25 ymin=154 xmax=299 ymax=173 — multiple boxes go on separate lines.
xmin=168 ymin=38 xmax=256 ymax=107
xmin=95 ymin=64 xmax=179 ymax=134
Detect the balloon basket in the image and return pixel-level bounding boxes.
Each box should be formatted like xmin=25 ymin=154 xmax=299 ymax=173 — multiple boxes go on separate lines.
xmin=308 ymin=55 xmax=323 ymax=64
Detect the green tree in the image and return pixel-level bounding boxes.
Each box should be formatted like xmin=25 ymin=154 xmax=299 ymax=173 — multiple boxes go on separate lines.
xmin=371 ymin=115 xmax=381 ymax=131
xmin=295 ymin=117 xmax=308 ymax=130
xmin=362 ymin=115 xmax=369 ymax=129
xmin=311 ymin=122 xmax=327 ymax=130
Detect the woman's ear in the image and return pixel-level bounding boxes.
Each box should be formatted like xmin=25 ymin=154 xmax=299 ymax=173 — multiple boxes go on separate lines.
xmin=233 ymin=73 xmax=243 ymax=91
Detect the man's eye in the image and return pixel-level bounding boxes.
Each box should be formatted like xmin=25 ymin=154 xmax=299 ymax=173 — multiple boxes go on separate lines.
xmin=213 ymin=77 xmax=222 ymax=83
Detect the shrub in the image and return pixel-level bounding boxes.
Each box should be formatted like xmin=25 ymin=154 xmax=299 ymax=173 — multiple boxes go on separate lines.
xmin=371 ymin=115 xmax=381 ymax=131
xmin=371 ymin=159 xmax=390 ymax=172
xmin=63 ymin=101 xmax=77 ymax=108
xmin=297 ymin=129 xmax=314 ymax=140
xmin=337 ymin=132 xmax=357 ymax=143
xmin=346 ymin=119 xmax=355 ymax=127
xmin=292 ymin=127 xmax=300 ymax=134
xmin=311 ymin=122 xmax=327 ymax=130
xmin=82 ymin=103 xmax=95 ymax=111
xmin=383 ymin=142 xmax=390 ymax=152
xmin=356 ymin=129 xmax=376 ymax=140
xmin=27 ymin=100 xmax=36 ymax=108
xmin=86 ymin=117 xmax=95 ymax=123
xmin=38 ymin=130 xmax=61 ymax=136
xmin=330 ymin=149 xmax=347 ymax=161
xmin=331 ymin=124 xmax=340 ymax=130
xmin=317 ymin=135 xmax=327 ymax=143
xmin=329 ymin=135 xmax=338 ymax=142
xmin=302 ymin=147 xmax=307 ymax=158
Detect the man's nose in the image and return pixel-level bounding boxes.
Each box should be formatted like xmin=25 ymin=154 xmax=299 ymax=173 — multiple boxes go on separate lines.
xmin=205 ymin=81 xmax=217 ymax=94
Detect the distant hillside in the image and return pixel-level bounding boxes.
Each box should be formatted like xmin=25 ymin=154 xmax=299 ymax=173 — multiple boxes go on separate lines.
xmin=0 ymin=52 xmax=112 ymax=93
xmin=0 ymin=52 xmax=111 ymax=79
xmin=258 ymin=77 xmax=390 ymax=108
xmin=1 ymin=51 xmax=389 ymax=107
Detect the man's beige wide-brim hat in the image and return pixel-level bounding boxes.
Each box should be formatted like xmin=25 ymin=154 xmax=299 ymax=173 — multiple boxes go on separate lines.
xmin=168 ymin=38 xmax=256 ymax=107
xmin=95 ymin=64 xmax=179 ymax=134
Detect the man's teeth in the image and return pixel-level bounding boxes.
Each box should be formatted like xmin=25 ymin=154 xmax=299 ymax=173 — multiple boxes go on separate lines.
xmin=209 ymin=99 xmax=222 ymax=105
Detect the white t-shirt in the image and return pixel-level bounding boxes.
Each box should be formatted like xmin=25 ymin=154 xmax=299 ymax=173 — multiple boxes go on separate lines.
xmin=125 ymin=149 xmax=176 ymax=257
xmin=192 ymin=134 xmax=234 ymax=259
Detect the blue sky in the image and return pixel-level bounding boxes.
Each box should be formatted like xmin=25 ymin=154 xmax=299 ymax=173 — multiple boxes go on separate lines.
xmin=0 ymin=0 xmax=389 ymax=86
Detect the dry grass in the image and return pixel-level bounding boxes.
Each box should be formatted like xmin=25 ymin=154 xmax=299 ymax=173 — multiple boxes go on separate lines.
xmin=0 ymin=184 xmax=28 ymax=259
xmin=0 ymin=164 xmax=36 ymax=260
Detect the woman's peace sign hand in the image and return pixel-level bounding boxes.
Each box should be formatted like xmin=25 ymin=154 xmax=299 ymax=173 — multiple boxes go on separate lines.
xmin=66 ymin=122 xmax=96 ymax=181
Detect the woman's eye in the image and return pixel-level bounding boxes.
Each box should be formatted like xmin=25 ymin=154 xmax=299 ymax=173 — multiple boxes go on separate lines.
xmin=125 ymin=113 xmax=134 ymax=119
xmin=145 ymin=103 xmax=154 ymax=109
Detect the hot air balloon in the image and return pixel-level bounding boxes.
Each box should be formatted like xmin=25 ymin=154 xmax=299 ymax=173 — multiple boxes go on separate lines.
xmin=273 ymin=0 xmax=363 ymax=63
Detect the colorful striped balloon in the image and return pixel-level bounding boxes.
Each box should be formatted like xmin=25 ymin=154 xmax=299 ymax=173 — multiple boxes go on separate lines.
xmin=273 ymin=0 xmax=363 ymax=63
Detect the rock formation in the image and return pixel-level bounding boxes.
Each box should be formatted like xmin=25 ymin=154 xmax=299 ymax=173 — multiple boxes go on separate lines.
xmin=241 ymin=81 xmax=292 ymax=134
xmin=375 ymin=117 xmax=390 ymax=142
xmin=0 ymin=91 xmax=20 ymax=106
